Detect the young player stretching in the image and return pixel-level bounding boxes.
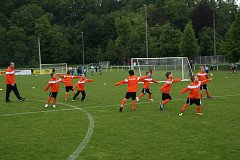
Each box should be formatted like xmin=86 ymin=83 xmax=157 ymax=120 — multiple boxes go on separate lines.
xmin=115 ymin=70 xmax=148 ymax=112
xmin=44 ymin=72 xmax=65 ymax=108
xmin=136 ymin=72 xmax=159 ymax=102
xmin=197 ymin=66 xmax=212 ymax=99
xmin=179 ymin=76 xmax=212 ymax=116
xmin=159 ymin=72 xmax=181 ymax=110
xmin=72 ymin=74 xmax=93 ymax=101
xmin=57 ymin=71 xmax=81 ymax=100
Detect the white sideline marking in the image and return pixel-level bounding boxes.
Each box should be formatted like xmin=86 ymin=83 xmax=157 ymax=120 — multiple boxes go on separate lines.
xmin=0 ymin=99 xmax=94 ymax=160
xmin=0 ymin=108 xmax=77 ymax=117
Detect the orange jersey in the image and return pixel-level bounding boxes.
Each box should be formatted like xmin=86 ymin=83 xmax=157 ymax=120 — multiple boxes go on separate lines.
xmin=5 ymin=67 xmax=15 ymax=84
xmin=181 ymin=79 xmax=211 ymax=99
xmin=44 ymin=78 xmax=62 ymax=92
xmin=57 ymin=74 xmax=81 ymax=86
xmin=197 ymin=71 xmax=209 ymax=81
xmin=160 ymin=78 xmax=181 ymax=94
xmin=115 ymin=76 xmax=148 ymax=92
xmin=142 ymin=78 xmax=159 ymax=89
xmin=73 ymin=77 xmax=93 ymax=91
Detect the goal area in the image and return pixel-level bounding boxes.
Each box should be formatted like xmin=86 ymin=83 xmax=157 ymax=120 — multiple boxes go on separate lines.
xmin=131 ymin=57 xmax=193 ymax=81
xmin=40 ymin=63 xmax=68 ymax=75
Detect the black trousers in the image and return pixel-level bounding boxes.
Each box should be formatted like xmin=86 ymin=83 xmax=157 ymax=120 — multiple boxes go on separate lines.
xmin=6 ymin=84 xmax=22 ymax=102
xmin=73 ymin=90 xmax=86 ymax=101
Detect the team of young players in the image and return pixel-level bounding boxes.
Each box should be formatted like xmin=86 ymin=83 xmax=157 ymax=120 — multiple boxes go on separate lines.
xmin=115 ymin=68 xmax=212 ymax=116
xmin=3 ymin=62 xmax=213 ymax=116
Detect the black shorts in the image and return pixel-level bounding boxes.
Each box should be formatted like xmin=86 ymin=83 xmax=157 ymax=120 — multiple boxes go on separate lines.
xmin=200 ymin=84 xmax=208 ymax=90
xmin=65 ymin=86 xmax=73 ymax=92
xmin=162 ymin=93 xmax=171 ymax=100
xmin=125 ymin=92 xmax=136 ymax=100
xmin=142 ymin=88 xmax=151 ymax=94
xmin=186 ymin=98 xmax=201 ymax=105
xmin=49 ymin=92 xmax=58 ymax=98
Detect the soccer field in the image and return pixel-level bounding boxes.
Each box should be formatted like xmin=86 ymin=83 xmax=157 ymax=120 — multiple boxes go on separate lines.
xmin=0 ymin=70 xmax=240 ymax=160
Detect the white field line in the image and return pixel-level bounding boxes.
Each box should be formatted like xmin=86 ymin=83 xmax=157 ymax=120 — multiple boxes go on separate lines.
xmin=0 ymin=99 xmax=94 ymax=160
xmin=0 ymin=108 xmax=77 ymax=117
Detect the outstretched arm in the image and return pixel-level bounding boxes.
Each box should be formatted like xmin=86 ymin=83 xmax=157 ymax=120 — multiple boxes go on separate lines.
xmin=139 ymin=76 xmax=149 ymax=81
xmin=44 ymin=84 xmax=50 ymax=92
xmin=86 ymin=79 xmax=93 ymax=82
xmin=57 ymin=74 xmax=64 ymax=78
xmin=200 ymin=78 xmax=213 ymax=85
xmin=73 ymin=76 xmax=81 ymax=79
xmin=173 ymin=78 xmax=182 ymax=83
xmin=180 ymin=87 xmax=189 ymax=94
xmin=160 ymin=83 xmax=168 ymax=92
xmin=115 ymin=80 xmax=127 ymax=86
xmin=73 ymin=82 xmax=79 ymax=90
xmin=152 ymin=79 xmax=159 ymax=84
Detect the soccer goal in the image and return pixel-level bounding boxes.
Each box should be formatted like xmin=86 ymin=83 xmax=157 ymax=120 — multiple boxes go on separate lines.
xmin=131 ymin=57 xmax=193 ymax=81
xmin=40 ymin=63 xmax=68 ymax=75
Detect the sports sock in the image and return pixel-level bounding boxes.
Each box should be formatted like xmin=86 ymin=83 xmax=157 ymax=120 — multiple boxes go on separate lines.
xmin=149 ymin=94 xmax=152 ymax=100
xmin=121 ymin=98 xmax=127 ymax=106
xmin=53 ymin=98 xmax=57 ymax=105
xmin=138 ymin=93 xmax=144 ymax=99
xmin=47 ymin=96 xmax=51 ymax=104
xmin=65 ymin=92 xmax=68 ymax=100
xmin=206 ymin=90 xmax=210 ymax=96
xmin=200 ymin=93 xmax=203 ymax=99
xmin=181 ymin=104 xmax=188 ymax=113
xmin=196 ymin=105 xmax=201 ymax=113
xmin=132 ymin=100 xmax=136 ymax=110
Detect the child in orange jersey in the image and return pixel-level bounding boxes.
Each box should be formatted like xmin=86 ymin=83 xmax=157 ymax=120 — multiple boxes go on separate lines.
xmin=136 ymin=72 xmax=159 ymax=102
xmin=72 ymin=74 xmax=93 ymax=101
xmin=115 ymin=70 xmax=148 ymax=112
xmin=159 ymin=72 xmax=181 ymax=110
xmin=197 ymin=66 xmax=212 ymax=99
xmin=57 ymin=71 xmax=81 ymax=100
xmin=44 ymin=72 xmax=65 ymax=108
xmin=179 ymin=76 xmax=212 ymax=116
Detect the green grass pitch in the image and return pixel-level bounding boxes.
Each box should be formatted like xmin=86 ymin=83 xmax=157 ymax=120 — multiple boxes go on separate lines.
xmin=0 ymin=70 xmax=240 ymax=160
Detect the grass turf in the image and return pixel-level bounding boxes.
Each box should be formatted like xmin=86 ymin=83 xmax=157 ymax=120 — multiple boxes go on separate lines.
xmin=0 ymin=70 xmax=240 ymax=160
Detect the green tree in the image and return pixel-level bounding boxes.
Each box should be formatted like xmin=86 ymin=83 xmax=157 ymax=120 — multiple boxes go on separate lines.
xmin=222 ymin=11 xmax=240 ymax=63
xmin=149 ymin=22 xmax=182 ymax=57
xmin=180 ymin=22 xmax=200 ymax=59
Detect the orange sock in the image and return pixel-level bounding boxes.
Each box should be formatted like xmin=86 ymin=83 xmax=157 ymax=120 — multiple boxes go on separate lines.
xmin=149 ymin=94 xmax=152 ymax=100
xmin=200 ymin=93 xmax=203 ymax=99
xmin=138 ymin=93 xmax=144 ymax=98
xmin=65 ymin=92 xmax=68 ymax=100
xmin=121 ymin=98 xmax=127 ymax=106
xmin=181 ymin=104 xmax=188 ymax=113
xmin=53 ymin=98 xmax=57 ymax=105
xmin=162 ymin=99 xmax=170 ymax=105
xmin=206 ymin=90 xmax=210 ymax=96
xmin=132 ymin=100 xmax=136 ymax=110
xmin=47 ymin=96 xmax=51 ymax=104
xmin=196 ymin=105 xmax=201 ymax=113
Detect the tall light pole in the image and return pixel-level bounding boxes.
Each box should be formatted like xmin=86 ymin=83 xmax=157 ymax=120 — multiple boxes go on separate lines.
xmin=81 ymin=32 xmax=85 ymax=66
xmin=38 ymin=37 xmax=42 ymax=75
xmin=143 ymin=4 xmax=149 ymax=66
xmin=213 ymin=12 xmax=217 ymax=64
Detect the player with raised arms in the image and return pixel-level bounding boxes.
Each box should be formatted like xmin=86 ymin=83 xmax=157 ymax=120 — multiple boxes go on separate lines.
xmin=159 ymin=72 xmax=181 ymax=110
xmin=179 ymin=76 xmax=212 ymax=116
xmin=197 ymin=66 xmax=212 ymax=99
xmin=115 ymin=70 xmax=148 ymax=112
xmin=57 ymin=71 xmax=81 ymax=100
xmin=44 ymin=72 xmax=65 ymax=108
xmin=136 ymin=71 xmax=159 ymax=102
xmin=72 ymin=74 xmax=93 ymax=101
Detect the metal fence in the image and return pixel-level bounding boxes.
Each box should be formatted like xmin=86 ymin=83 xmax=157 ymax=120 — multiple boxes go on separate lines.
xmin=194 ymin=55 xmax=226 ymax=64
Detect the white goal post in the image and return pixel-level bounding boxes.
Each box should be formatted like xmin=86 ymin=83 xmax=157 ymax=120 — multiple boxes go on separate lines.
xmin=131 ymin=57 xmax=193 ymax=81
xmin=40 ymin=63 xmax=68 ymax=75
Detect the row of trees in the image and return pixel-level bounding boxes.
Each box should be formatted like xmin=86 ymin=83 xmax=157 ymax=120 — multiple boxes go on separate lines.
xmin=0 ymin=0 xmax=239 ymax=67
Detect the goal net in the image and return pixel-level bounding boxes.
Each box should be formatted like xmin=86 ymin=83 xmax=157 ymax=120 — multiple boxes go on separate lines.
xmin=99 ymin=61 xmax=110 ymax=68
xmin=40 ymin=63 xmax=68 ymax=75
xmin=131 ymin=57 xmax=193 ymax=81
